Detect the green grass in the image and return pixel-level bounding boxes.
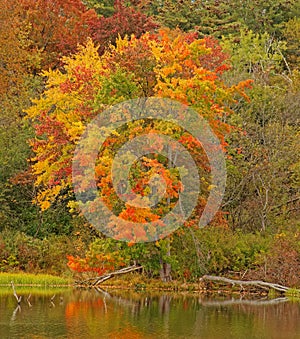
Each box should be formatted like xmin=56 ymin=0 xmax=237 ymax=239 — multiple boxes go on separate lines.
xmin=0 ymin=272 xmax=72 ymax=287
xmin=0 ymin=286 xmax=71 ymax=296
xmin=285 ymin=288 xmax=300 ymax=299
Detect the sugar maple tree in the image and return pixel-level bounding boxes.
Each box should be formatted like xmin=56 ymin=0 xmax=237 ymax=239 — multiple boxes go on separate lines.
xmin=26 ymin=29 xmax=252 ymax=243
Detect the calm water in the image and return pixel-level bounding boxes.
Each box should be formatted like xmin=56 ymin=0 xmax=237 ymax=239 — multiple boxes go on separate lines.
xmin=0 ymin=288 xmax=300 ymax=338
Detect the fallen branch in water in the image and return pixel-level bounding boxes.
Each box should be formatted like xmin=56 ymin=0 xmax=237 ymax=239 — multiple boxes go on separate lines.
xmin=11 ymin=281 xmax=22 ymax=304
xmin=201 ymin=275 xmax=291 ymax=293
xmin=75 ymin=264 xmax=142 ymax=287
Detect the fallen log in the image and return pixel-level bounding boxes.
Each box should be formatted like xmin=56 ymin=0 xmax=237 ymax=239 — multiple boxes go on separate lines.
xmin=201 ymin=275 xmax=291 ymax=293
xmin=75 ymin=264 xmax=142 ymax=287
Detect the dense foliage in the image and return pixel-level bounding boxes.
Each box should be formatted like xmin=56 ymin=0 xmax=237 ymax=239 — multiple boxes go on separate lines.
xmin=0 ymin=0 xmax=299 ymax=286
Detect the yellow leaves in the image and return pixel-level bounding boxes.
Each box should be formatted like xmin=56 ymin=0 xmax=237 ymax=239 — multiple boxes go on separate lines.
xmin=189 ymin=39 xmax=209 ymax=58
xmin=160 ymin=66 xmax=176 ymax=78
xmin=149 ymin=39 xmax=164 ymax=62
xmin=275 ymin=232 xmax=286 ymax=239
xmin=43 ymin=69 xmax=65 ymax=88
xmin=114 ymin=34 xmax=131 ymax=53
xmin=35 ymin=182 xmax=66 ymax=211
xmin=27 ymin=28 xmax=251 ymax=211
xmin=67 ymin=121 xmax=85 ymax=142
xmin=62 ymin=38 xmax=102 ymax=72
xmin=67 ymin=200 xmax=79 ymax=213
xmin=32 ymin=159 xmax=50 ymax=183
xmin=39 ymin=200 xmax=51 ymax=211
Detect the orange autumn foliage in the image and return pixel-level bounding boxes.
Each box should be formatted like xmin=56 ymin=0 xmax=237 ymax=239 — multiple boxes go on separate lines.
xmin=27 ymin=29 xmax=252 ymax=241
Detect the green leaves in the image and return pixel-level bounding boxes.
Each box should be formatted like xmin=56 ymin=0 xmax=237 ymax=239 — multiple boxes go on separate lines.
xmin=221 ymin=29 xmax=285 ymax=77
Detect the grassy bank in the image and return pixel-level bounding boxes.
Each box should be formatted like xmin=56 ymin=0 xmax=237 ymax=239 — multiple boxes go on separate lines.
xmin=0 ymin=286 xmax=71 ymax=296
xmin=0 ymin=272 xmax=72 ymax=287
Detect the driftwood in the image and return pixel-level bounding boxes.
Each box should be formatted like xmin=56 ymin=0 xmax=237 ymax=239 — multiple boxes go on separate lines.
xmin=27 ymin=294 xmax=32 ymax=307
xmin=201 ymin=275 xmax=291 ymax=293
xmin=76 ymin=264 xmax=142 ymax=287
xmin=11 ymin=281 xmax=22 ymax=304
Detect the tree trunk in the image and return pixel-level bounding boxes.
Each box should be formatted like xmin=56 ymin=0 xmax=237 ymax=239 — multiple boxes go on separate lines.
xmin=159 ymin=261 xmax=172 ymax=282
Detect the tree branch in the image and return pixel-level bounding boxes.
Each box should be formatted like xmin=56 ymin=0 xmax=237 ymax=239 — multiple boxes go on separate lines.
xmin=201 ymin=275 xmax=291 ymax=293
xmin=75 ymin=264 xmax=142 ymax=287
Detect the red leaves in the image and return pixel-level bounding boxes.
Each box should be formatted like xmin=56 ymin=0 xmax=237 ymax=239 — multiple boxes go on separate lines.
xmin=92 ymin=0 xmax=157 ymax=55
xmin=200 ymin=36 xmax=231 ymax=74
xmin=19 ymin=0 xmax=100 ymax=69
xmin=15 ymin=0 xmax=157 ymax=71
xmin=60 ymin=66 xmax=95 ymax=95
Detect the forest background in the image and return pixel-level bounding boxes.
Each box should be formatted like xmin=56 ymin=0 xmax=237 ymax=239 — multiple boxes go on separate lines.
xmin=0 ymin=0 xmax=299 ymax=287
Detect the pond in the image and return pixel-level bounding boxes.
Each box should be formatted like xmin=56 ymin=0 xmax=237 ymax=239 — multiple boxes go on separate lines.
xmin=0 ymin=287 xmax=300 ymax=338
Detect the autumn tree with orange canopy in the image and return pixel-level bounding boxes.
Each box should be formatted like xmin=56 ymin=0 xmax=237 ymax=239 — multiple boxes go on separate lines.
xmin=26 ymin=29 xmax=252 ymax=275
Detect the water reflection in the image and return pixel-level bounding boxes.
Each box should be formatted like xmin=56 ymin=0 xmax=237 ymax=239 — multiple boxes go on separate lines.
xmin=0 ymin=288 xmax=300 ymax=338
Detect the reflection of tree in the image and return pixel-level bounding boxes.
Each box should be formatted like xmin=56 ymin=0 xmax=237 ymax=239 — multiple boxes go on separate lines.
xmin=158 ymin=295 xmax=172 ymax=315
xmin=64 ymin=289 xmax=146 ymax=338
xmin=3 ymin=290 xmax=300 ymax=338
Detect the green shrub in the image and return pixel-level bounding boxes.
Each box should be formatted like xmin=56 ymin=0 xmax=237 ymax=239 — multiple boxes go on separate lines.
xmin=0 ymin=230 xmax=77 ymax=275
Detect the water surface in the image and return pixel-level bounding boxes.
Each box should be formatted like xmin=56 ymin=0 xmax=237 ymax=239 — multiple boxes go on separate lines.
xmin=0 ymin=288 xmax=299 ymax=338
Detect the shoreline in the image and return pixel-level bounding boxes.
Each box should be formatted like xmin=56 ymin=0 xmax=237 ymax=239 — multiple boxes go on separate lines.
xmin=1 ymin=272 xmax=299 ymax=299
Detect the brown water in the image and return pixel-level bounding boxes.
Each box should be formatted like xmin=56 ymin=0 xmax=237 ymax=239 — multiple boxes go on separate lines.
xmin=0 ymin=288 xmax=300 ymax=338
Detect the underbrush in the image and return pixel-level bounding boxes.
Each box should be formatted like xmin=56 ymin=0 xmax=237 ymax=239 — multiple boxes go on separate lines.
xmin=2 ymin=225 xmax=300 ymax=288
xmin=68 ymin=225 xmax=300 ymax=288
xmin=0 ymin=229 xmax=84 ymax=276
